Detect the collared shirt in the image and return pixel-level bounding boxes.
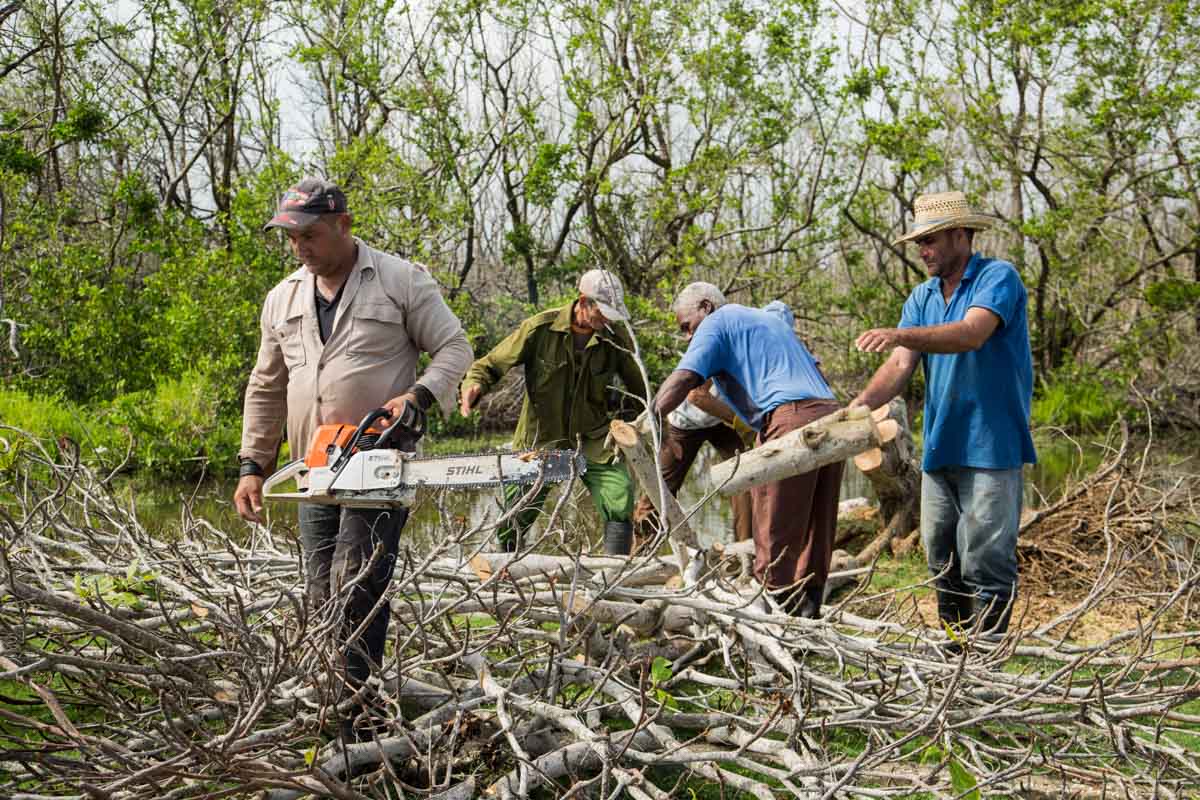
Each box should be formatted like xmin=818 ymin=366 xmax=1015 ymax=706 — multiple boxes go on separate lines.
xmin=900 ymin=252 xmax=1037 ymax=471
xmin=676 ymin=304 xmax=834 ymax=432
xmin=239 ymin=237 xmax=473 ymax=470
xmin=461 ymin=303 xmax=648 ymax=463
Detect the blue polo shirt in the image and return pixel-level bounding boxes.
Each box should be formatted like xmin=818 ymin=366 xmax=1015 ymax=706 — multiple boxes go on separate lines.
xmin=676 ymin=304 xmax=834 ymax=431
xmin=901 ymin=253 xmax=1037 ymax=471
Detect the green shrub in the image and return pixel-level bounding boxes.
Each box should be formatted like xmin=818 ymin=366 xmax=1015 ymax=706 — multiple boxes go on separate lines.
xmin=1 ymin=372 xmax=239 ymax=482
xmin=1032 ymin=367 xmax=1130 ymax=432
xmin=103 ymin=371 xmax=240 ymax=480
xmin=0 ymin=387 xmax=129 ymax=470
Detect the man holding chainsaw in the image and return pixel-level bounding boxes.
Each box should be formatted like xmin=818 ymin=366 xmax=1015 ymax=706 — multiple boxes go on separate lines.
xmin=233 ymin=178 xmax=472 ymax=734
xmin=459 ymin=270 xmax=648 ymax=554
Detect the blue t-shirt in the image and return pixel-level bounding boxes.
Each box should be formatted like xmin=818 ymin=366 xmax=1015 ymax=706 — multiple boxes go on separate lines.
xmin=677 ymin=304 xmax=834 ymax=431
xmin=901 ymin=253 xmax=1037 ymax=471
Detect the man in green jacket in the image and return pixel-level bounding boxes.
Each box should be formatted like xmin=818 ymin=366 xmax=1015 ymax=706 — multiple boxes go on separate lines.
xmin=460 ymin=270 xmax=648 ymax=554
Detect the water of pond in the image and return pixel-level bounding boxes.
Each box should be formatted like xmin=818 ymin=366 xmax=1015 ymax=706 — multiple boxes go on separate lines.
xmin=129 ymin=428 xmax=1173 ymax=552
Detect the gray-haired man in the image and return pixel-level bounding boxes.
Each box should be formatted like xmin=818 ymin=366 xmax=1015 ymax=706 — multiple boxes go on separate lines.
xmin=653 ymin=283 xmax=844 ymax=618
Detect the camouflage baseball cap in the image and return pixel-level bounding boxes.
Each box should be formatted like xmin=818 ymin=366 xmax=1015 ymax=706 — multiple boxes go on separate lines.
xmin=263 ymin=177 xmax=348 ymax=231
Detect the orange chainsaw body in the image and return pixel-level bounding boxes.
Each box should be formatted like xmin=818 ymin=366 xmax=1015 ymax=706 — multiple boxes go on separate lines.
xmin=305 ymin=423 xmax=386 ymax=468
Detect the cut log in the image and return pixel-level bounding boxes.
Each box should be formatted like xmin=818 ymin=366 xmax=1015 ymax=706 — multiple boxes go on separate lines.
xmin=854 ymin=398 xmax=921 ymax=562
xmin=854 ymin=448 xmax=883 ymax=472
xmin=708 ymin=406 xmax=880 ymax=495
xmin=609 ymin=419 xmax=698 ymax=568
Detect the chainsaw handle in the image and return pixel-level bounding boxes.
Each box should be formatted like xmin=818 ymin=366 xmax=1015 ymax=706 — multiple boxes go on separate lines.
xmin=329 ymin=408 xmax=395 ymax=475
xmin=376 ymin=401 xmax=426 ymax=451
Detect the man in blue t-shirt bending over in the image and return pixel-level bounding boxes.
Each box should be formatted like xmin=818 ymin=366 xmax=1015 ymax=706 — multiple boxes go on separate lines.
xmin=653 ymin=282 xmax=844 ymax=619
xmin=852 ymin=191 xmax=1037 ymax=639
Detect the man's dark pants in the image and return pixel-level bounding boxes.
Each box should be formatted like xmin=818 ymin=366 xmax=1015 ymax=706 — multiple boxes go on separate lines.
xmin=752 ymin=400 xmax=844 ymax=606
xmin=298 ymin=504 xmax=406 ymax=688
xmin=633 ymin=422 xmax=753 ymax=544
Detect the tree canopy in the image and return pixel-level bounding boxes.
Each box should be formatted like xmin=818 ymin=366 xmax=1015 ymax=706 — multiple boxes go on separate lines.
xmin=1 ymin=0 xmax=1198 ymax=475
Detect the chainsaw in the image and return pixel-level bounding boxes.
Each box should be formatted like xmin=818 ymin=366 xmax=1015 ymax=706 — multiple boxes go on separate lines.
xmin=262 ymin=405 xmax=586 ymax=508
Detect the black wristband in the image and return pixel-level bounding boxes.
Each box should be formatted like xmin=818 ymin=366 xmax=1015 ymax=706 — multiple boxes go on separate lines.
xmin=239 ymin=457 xmax=264 ymax=478
xmin=410 ymin=384 xmax=435 ymax=412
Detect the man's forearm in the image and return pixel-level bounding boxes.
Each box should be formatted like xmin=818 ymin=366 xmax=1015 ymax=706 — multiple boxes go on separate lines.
xmin=653 ymin=369 xmax=704 ymax=418
xmin=687 ymin=386 xmax=735 ymax=424
xmin=893 ymin=320 xmax=989 ymax=354
xmin=854 ymin=353 xmax=916 ymax=411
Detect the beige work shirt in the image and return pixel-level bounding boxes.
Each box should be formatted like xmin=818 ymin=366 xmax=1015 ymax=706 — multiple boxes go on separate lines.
xmin=239 ymin=238 xmax=473 ymax=470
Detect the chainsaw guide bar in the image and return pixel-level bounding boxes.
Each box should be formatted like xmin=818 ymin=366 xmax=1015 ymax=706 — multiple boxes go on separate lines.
xmin=263 ymin=448 xmax=586 ymax=508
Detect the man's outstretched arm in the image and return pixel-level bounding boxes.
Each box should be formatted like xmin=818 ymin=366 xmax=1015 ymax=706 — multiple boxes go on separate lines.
xmin=855 ymin=306 xmax=1001 ymax=355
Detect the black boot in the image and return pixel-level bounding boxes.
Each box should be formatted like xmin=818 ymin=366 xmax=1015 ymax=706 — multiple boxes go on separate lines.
xmin=603 ymin=521 xmax=633 ymax=555
xmin=977 ymin=594 xmax=1013 ymax=638
xmin=936 ymin=589 xmax=973 ymax=628
xmin=795 ymin=585 xmax=824 ymax=620
xmin=772 ymin=588 xmax=802 ymax=617
xmin=936 ymin=589 xmax=973 ymax=656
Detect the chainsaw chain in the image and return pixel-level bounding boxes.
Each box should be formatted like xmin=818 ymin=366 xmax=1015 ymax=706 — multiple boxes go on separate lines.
xmin=344 ymin=448 xmax=584 ymax=493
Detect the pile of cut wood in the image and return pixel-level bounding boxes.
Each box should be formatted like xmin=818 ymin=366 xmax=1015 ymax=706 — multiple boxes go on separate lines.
xmin=2 ymin=425 xmax=1198 ymax=799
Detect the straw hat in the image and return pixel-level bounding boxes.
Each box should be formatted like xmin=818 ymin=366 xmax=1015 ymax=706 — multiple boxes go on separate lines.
xmin=893 ymin=191 xmax=994 ymax=246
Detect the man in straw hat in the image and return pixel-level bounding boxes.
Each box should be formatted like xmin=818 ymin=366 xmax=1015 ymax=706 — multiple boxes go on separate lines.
xmin=852 ymin=191 xmax=1036 ymax=640
xmin=460 ymin=269 xmax=647 ymax=554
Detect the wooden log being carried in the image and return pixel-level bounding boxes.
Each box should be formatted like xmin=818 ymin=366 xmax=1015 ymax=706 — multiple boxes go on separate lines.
xmin=853 ymin=398 xmax=921 ymax=561
xmin=708 ymin=406 xmax=881 ymax=495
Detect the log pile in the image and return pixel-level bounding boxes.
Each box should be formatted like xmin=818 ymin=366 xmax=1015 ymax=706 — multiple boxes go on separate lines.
xmin=2 ymin=428 xmax=1199 ymax=799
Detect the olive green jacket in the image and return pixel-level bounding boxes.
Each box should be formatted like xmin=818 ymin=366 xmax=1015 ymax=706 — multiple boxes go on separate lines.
xmin=462 ymin=303 xmax=649 ymax=462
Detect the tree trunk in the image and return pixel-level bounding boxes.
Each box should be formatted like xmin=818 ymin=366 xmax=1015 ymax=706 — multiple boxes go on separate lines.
xmin=854 ymin=399 xmax=921 ymax=561
xmin=609 ymin=419 xmax=698 ymax=571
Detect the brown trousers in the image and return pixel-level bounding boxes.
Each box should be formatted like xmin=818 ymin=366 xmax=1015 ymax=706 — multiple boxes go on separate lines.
xmin=753 ymin=399 xmax=844 ymax=592
xmin=633 ymin=422 xmax=753 ymax=543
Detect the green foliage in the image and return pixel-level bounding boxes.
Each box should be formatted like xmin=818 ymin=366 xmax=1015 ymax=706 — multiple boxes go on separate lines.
xmin=624 ymin=293 xmax=681 ymax=387
xmin=947 ymin=757 xmax=981 ymax=800
xmin=2 ymin=373 xmax=240 ymax=481
xmin=0 ymin=133 xmax=42 ymax=175
xmin=73 ymin=562 xmax=159 ymax=610
xmin=1145 ymin=278 xmax=1200 ymax=314
xmin=0 ymin=388 xmax=128 ymax=473
xmin=649 ymin=656 xmax=679 ymax=709
xmin=104 ymin=370 xmax=241 ymax=478
xmin=51 ymin=101 xmax=108 ymax=143
xmin=1032 ymin=368 xmax=1130 ymax=432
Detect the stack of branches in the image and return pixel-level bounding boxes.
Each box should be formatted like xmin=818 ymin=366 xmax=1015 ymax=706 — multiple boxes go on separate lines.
xmin=2 ymin=427 xmax=1200 ymax=800
xmin=1019 ymin=424 xmax=1199 ymax=608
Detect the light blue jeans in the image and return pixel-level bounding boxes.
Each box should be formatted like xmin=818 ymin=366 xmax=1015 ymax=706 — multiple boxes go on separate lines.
xmin=921 ymin=467 xmax=1022 ymax=607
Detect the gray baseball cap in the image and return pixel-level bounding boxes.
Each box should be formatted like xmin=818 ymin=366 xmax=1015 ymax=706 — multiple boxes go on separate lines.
xmin=578 ymin=269 xmax=630 ymax=322
xmin=263 ymin=177 xmax=348 ymax=231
